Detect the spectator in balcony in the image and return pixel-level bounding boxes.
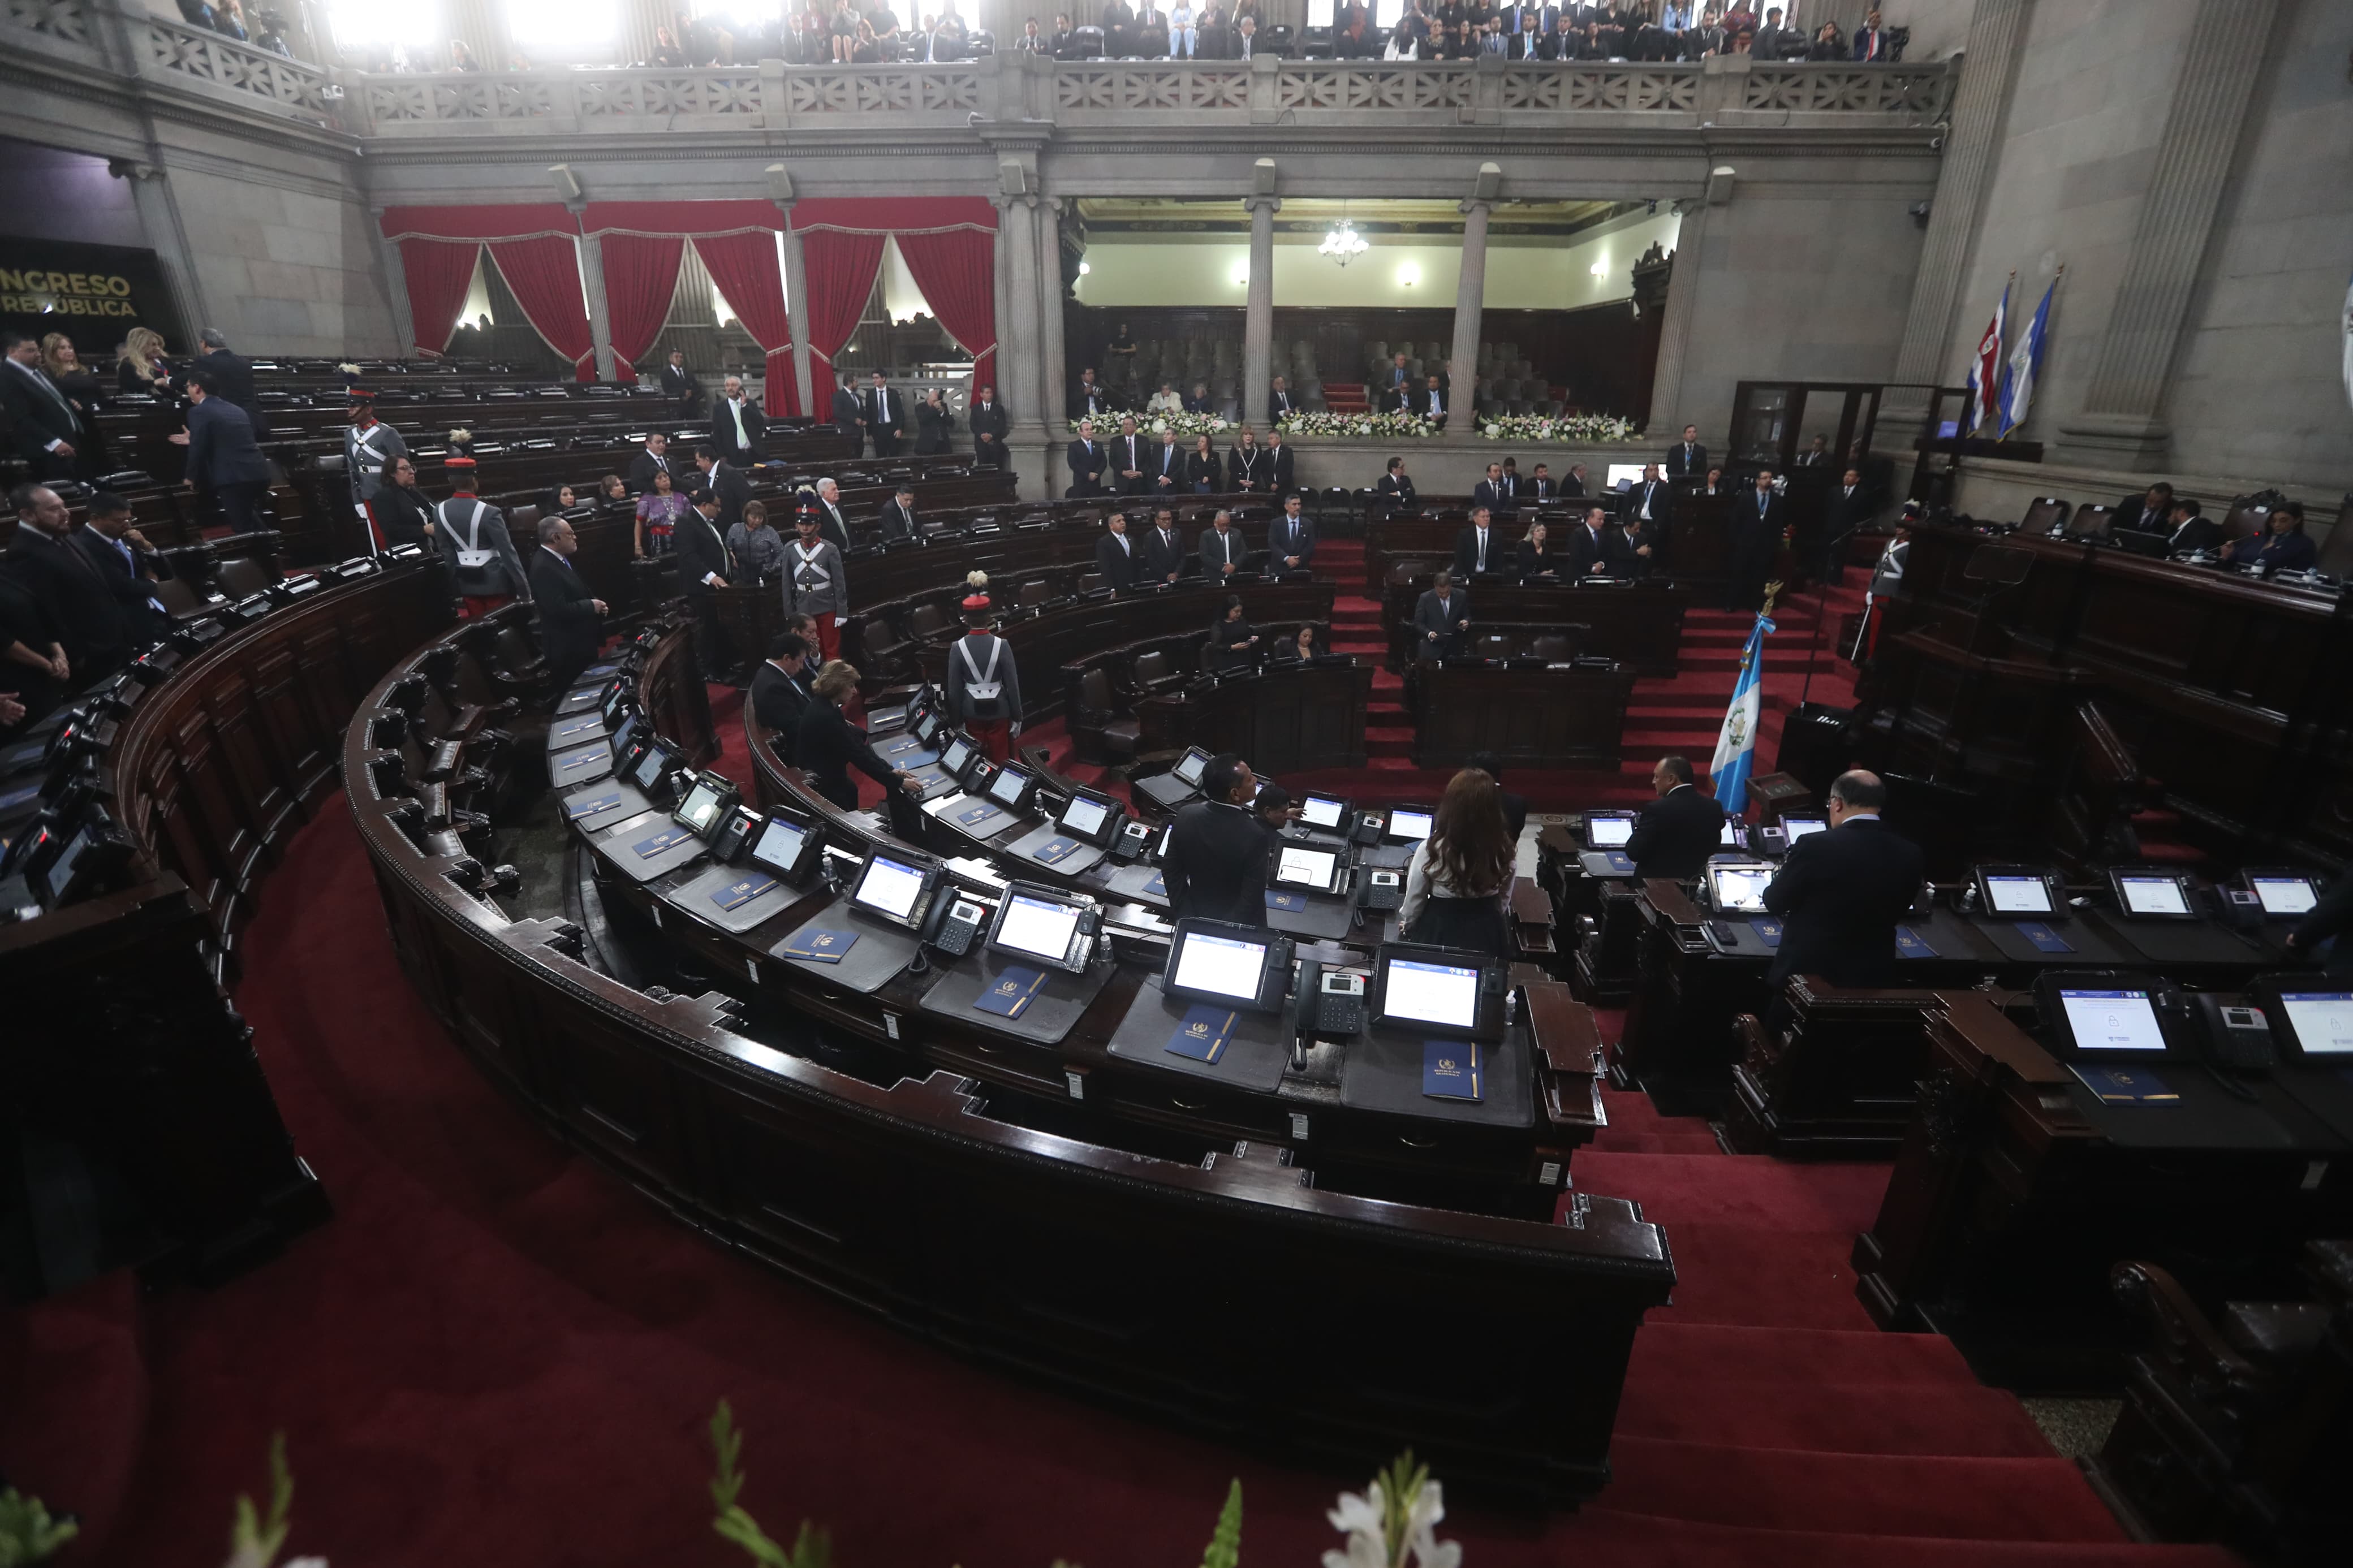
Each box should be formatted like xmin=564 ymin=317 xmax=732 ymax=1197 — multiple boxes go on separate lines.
xmin=1185 ymin=433 xmax=1222 ymax=494
xmin=1807 ymin=20 xmax=1846 ymax=59
xmin=1146 ymin=381 xmax=1184 ymax=417
xmin=1195 ymin=5 xmax=1231 ymax=59
xmin=872 ymin=7 xmax=906 ymax=55
xmin=829 ymin=0 xmax=861 ymax=62
xmin=116 ymin=326 xmax=175 ymax=397
xmin=214 ymin=0 xmax=250 ymax=41
xmin=850 ymin=17 xmax=884 ymax=61
xmin=1046 ymin=12 xmax=1076 ymax=57
xmin=1413 ymin=374 xmax=1448 ymax=428
xmin=1235 ymin=14 xmax=1259 ymax=58
xmin=1267 ymin=375 xmax=1299 ymax=425
xmin=176 ymin=0 xmax=223 ymax=31
xmin=449 ymin=38 xmax=482 ymax=71
xmin=1752 ymin=6 xmax=1800 ymax=59
xmin=913 ymin=387 xmax=955 ymax=455
xmin=1335 ymin=12 xmax=1378 ymax=57
xmin=1535 ymin=14 xmax=1581 ymax=59
xmin=1170 ymin=1 xmax=1196 ymax=58
xmin=1070 ymin=367 xmax=1112 ymax=421
xmin=1852 ymin=8 xmax=1892 ymax=61
xmin=1014 ymin=16 xmax=1048 ymax=53
xmin=787 ymin=10 xmax=830 ymax=62
xmin=1137 ymin=3 xmax=1171 ymax=57
xmin=1184 ymin=380 xmax=1213 ymax=414
xmin=1478 ymin=18 xmax=1510 ymax=55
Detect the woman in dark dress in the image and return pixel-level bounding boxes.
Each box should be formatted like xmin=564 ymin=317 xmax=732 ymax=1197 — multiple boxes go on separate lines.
xmin=795 ymin=659 xmax=920 ymax=811
xmin=1184 ymin=434 xmax=1223 ymax=494
xmin=2221 ymin=502 xmax=2319 ymax=574
xmin=1270 ymin=623 xmax=1322 ymax=664
xmin=41 ymin=334 xmax=107 ymax=474
xmin=1398 ymin=767 xmax=1514 ymax=958
xmin=912 ymin=389 xmax=955 ymax=455
xmin=368 ymin=455 xmax=438 ymax=549
xmin=1203 ymin=595 xmax=1257 ymax=673
xmin=1515 ymin=519 xmax=1565 ymax=582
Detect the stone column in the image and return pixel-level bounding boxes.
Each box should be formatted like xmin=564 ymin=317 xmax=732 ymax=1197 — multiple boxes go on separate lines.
xmin=1242 ymin=187 xmax=1279 ymax=433
xmin=111 ymin=159 xmax=212 ymax=345
xmin=2057 ymin=0 xmax=2286 ymax=464
xmin=620 ymin=0 xmax=667 ymax=64
xmin=571 ymin=222 xmax=617 ymax=382
xmin=1643 ymin=202 xmax=1709 ymax=437
xmin=447 ymin=0 xmax=509 ymax=70
xmin=777 ymin=214 xmax=815 ymax=416
xmin=1447 ymin=193 xmax=1493 ymax=426
xmin=374 ymin=213 xmax=418 ymax=359
xmin=1886 ymin=0 xmax=2032 ymax=430
xmin=1039 ymin=198 xmax=1071 ymax=461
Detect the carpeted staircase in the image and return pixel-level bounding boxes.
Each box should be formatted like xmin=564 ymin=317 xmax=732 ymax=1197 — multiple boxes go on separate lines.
xmin=1320 ymin=382 xmax=1370 ymax=414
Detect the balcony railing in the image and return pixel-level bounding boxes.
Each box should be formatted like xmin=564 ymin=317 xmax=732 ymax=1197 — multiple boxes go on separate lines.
xmin=137 ymin=17 xmax=331 ymax=115
xmin=6 ymin=0 xmax=334 ymax=124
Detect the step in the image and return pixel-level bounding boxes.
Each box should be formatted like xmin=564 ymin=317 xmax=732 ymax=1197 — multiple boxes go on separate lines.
xmin=1613 ymin=1378 xmax=2054 ymax=1458
xmin=1624 ymin=1321 xmax=1986 ymax=1389
xmin=1559 ymin=1511 xmax=2237 ymax=1568
xmin=1589 ymin=1132 xmax=1727 ymax=1155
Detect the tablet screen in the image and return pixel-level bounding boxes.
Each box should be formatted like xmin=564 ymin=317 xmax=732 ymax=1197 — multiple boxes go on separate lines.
xmin=751 ymin=817 xmax=808 ymax=875
xmin=1061 ymin=795 xmax=1109 ymax=839
xmin=1300 ymin=794 xmax=1347 ymax=830
xmin=986 ymin=766 xmax=1029 ymax=809
xmin=36 ymin=828 xmax=88 ymax=906
xmin=1586 ymin=815 xmax=1632 ymax=846
xmin=1275 ymin=845 xmax=1336 ymax=891
xmin=1385 ymin=957 xmax=1480 ymax=1030
xmin=2061 ymin=988 xmax=2166 ymax=1053
xmin=629 ymin=746 xmax=670 ymax=791
xmin=853 ymin=854 xmax=927 ymax=922
xmin=938 ymin=737 xmax=975 ymax=777
xmin=1388 ymin=807 xmax=1433 ymax=841
xmin=1173 ymin=930 xmax=1267 ymax=1001
xmin=1720 ymin=820 xmax=1740 ymax=845
xmin=2117 ymin=875 xmax=2190 ymax=917
xmin=2251 ymin=876 xmax=2317 ymax=915
xmin=2280 ymin=993 xmax=2353 ymax=1056
xmin=1710 ymin=865 xmax=1774 ymax=913
xmin=995 ymin=891 xmax=1083 ymax=965
xmin=1985 ymin=875 xmax=2055 ymax=915
xmin=1782 ymin=817 xmax=1827 ymax=843
xmin=674 ymin=776 xmax=729 ymax=836
xmin=1173 ymin=749 xmax=1209 ymax=785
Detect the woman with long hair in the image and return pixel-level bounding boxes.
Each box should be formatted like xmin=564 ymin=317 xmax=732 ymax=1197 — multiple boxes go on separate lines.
xmin=1399 ymin=768 xmax=1515 ymax=957
xmin=1204 ymin=593 xmax=1257 ymax=673
xmin=1184 ymin=433 xmax=1222 ymax=494
xmin=117 ymin=326 xmax=174 ymax=395
xmin=795 ymin=659 xmax=920 ymax=811
xmin=634 ymin=465 xmax=690 ymax=558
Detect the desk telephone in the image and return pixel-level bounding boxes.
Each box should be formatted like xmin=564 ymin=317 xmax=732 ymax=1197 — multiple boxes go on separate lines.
xmin=1295 ymin=962 xmax=1367 ymax=1042
xmin=1352 ymin=814 xmax=1384 ymax=847
xmin=924 ymin=895 xmax=988 ymax=958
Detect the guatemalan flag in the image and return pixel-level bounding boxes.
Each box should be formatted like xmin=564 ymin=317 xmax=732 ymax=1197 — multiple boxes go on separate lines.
xmin=1999 ymin=273 xmax=2059 ymax=437
xmin=1710 ymin=610 xmax=1776 ymax=818
xmin=1966 ymin=275 xmax=2009 ymax=434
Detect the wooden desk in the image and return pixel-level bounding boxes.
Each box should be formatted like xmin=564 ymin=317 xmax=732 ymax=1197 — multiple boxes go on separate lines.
xmin=1135 ymin=660 xmax=1373 ymax=775
xmin=1381 ymin=576 xmax=1690 ymax=675
xmin=1407 ymin=662 xmax=1635 ymax=770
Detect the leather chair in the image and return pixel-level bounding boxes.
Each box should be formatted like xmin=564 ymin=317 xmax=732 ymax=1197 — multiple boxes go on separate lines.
xmin=1529 ymin=632 xmax=1579 ymax=663
xmin=1072 ymin=666 xmax=1140 ymax=764
xmin=217 ymin=555 xmax=277 ymax=599
xmin=906 ymin=603 xmax=950 ymax=643
xmin=1017 ymin=579 xmax=1053 ymax=608
xmin=1473 ymin=633 xmax=1512 ymax=662
xmin=1079 ymin=572 xmax=1106 ymax=594
xmin=1130 ymin=649 xmax=1183 ymax=696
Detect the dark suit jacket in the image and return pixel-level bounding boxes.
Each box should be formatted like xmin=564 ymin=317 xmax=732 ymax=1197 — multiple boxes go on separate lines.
xmin=1109 ymin=432 xmax=1150 ymax=489
xmin=1413 ymin=587 xmax=1470 ymax=660
xmin=1377 ymin=474 xmax=1417 ymax=508
xmin=182 ymin=396 xmax=270 ymax=489
xmin=1141 ymin=525 xmax=1187 ymax=582
xmin=1197 ymin=525 xmax=1248 ymax=579
xmin=1066 ymin=437 xmax=1106 ymax=494
xmin=626 ymin=449 xmax=676 ymax=495
xmin=528 ymin=546 xmax=602 ymax=682
xmin=1267 ymin=513 xmax=1316 ymax=569
xmin=661 ymin=363 xmax=702 ymax=401
xmin=1068 ymin=383 xmax=1113 ymax=421
xmin=1825 ymin=483 xmax=1874 ymax=545
xmin=673 ymin=508 xmax=735 ymax=592
xmin=796 ymin=697 xmax=896 ymax=812
xmin=1626 ymin=784 xmax=1725 ymax=879
xmin=1095 ymin=530 xmax=1139 ymax=591
xmin=195 ymin=349 xmax=265 ymax=435
xmin=750 ymin=661 xmax=812 ymax=759
xmin=1566 ymin=522 xmax=1632 ymax=578
xmin=1147 ymin=442 xmax=1186 ymax=491
xmin=1623 ymin=480 xmax=1669 ymax=529
xmin=1183 ymin=450 xmax=1223 ymax=491
xmin=1453 ymin=524 xmax=1505 ymax=577
xmin=864 ymin=386 xmax=903 ymax=439
xmin=968 ymin=399 xmax=1009 ymax=447
xmin=1760 ymin=817 xmax=1926 ymax=990
xmin=704 ymin=462 xmax=754 ymax=532
xmin=1267 ymin=389 xmax=1300 ymax=424
xmin=2 ymin=360 xmax=83 ymax=465
xmin=1516 ymin=541 xmax=1566 ymax=580
xmin=1664 ymin=442 xmax=1708 ymax=480
xmin=709 ymin=397 xmax=767 ymax=464
xmin=1263 ymin=443 xmax=1296 ymax=496
xmin=1412 ymin=385 xmax=1450 ymax=425
xmin=2168 ymin=515 xmax=2224 ymax=553
xmin=2117 ymin=496 xmax=2173 ymax=535
xmin=1472 ymin=479 xmax=1514 ymax=514
xmin=4 ymin=527 xmax=127 ymax=678
xmin=1735 ymin=489 xmax=1786 ymax=558
xmin=1164 ymin=798 xmax=1270 ymax=928
xmin=1226 ymin=444 xmax=1268 ymax=491
xmin=877 ymin=498 xmax=919 ymax=541
xmin=72 ymin=527 xmax=166 ymax=647
xmin=830 ymin=387 xmax=862 ymax=430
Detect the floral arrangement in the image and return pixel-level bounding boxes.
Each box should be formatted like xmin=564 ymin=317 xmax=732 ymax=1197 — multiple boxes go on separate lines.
xmin=1323 ymin=1452 xmax=1462 ymax=1568
xmin=1067 ymin=413 xmax=1231 ymax=440
xmin=1277 ymin=410 xmax=1443 ymax=439
xmin=1479 ymin=412 xmax=1641 ymax=443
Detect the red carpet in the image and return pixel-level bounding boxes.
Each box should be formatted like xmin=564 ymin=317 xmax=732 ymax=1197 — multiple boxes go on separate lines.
xmin=0 ymin=572 xmax=2234 ymax=1566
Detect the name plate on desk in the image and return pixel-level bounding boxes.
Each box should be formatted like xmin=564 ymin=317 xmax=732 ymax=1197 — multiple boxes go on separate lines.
xmin=1266 ymin=888 xmax=1309 ymax=913
xmin=1165 ymin=1004 xmax=1240 ymax=1064
xmin=779 ymin=927 xmax=859 ymax=964
xmin=581 ymin=662 xmax=619 ymax=678
xmin=1894 ymin=925 xmax=1939 ymax=959
xmin=554 ymin=745 xmax=610 ymax=776
xmin=973 ymin=966 xmax=1048 ymax=1020
xmin=709 ymin=872 xmax=779 ymax=913
xmin=1424 ymin=1040 xmax=1484 ymax=1103
xmin=951 ymin=801 xmax=1006 ymax=832
xmin=631 ymin=823 xmax=696 ymax=859
xmin=879 ymin=733 xmax=937 ymax=764
xmin=2015 ymin=921 xmax=2075 ymax=954
xmin=1031 ymin=835 xmax=1087 ymax=867
xmin=2070 ymin=1064 xmax=2179 ymax=1104
xmin=553 ymin=715 xmax=605 ymax=741
xmin=1747 ymin=917 xmax=1785 ymax=948
xmin=565 ymin=790 xmax=625 ymax=822
xmin=1601 ymin=850 xmax=1635 ymax=875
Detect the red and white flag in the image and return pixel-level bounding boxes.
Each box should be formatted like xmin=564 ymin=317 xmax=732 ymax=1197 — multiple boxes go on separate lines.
xmin=1966 ymin=274 xmax=2011 ymax=435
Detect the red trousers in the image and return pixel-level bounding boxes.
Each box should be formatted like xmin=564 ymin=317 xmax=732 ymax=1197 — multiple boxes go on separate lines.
xmin=812 ymin=612 xmax=840 ymax=662
xmin=461 ymin=594 xmax=512 ymax=619
xmin=969 ymin=718 xmax=1011 ymax=763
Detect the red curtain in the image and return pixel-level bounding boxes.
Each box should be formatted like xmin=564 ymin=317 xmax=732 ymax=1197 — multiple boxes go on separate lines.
xmin=596 ymin=232 xmax=684 ymax=385
xmin=795 ymin=229 xmax=886 ymax=390
xmin=485 ymin=236 xmax=597 ymax=382
xmin=693 ymin=231 xmax=799 ymax=417
xmin=396 ymin=239 xmax=480 ymax=356
xmin=894 ymin=227 xmax=997 ymax=381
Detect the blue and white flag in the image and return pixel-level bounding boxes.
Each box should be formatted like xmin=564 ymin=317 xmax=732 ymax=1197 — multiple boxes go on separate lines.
xmin=1710 ymin=611 xmax=1776 ymax=818
xmin=1998 ymin=272 xmax=2059 ymax=437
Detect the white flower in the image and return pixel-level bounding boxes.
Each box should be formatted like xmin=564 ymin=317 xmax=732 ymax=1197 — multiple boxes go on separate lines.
xmin=1322 ymin=1482 xmax=1389 ymax=1568
xmin=1210 ymin=416 xmax=1229 ymax=431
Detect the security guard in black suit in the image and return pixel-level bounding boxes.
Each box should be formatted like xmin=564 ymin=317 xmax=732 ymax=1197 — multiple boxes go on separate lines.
xmin=1163 ymin=753 xmax=1272 ymax=928
xmin=1760 ymin=770 xmax=1925 ymax=995
xmin=1625 ymin=754 xmax=1726 ymax=878
xmin=527 ymin=516 xmax=607 ymax=691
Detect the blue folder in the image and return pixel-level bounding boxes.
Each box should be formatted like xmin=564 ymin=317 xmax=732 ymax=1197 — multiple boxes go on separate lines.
xmin=1423 ymin=1040 xmax=1484 ymax=1103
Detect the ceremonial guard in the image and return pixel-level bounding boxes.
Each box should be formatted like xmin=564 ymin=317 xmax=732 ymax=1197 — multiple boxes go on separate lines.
xmin=944 ymin=573 xmax=1023 ymax=762
xmin=343 ymin=386 xmax=408 ymax=547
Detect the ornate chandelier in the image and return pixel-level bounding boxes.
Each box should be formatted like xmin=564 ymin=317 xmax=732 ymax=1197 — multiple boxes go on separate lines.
xmin=1318 ymin=219 xmax=1369 ymax=267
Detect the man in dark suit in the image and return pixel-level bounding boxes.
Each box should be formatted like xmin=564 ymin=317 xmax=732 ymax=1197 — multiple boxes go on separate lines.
xmin=1197 ymin=509 xmax=1248 ymax=581
xmin=675 ymin=487 xmax=739 ymax=681
xmin=661 ymin=349 xmax=704 ymax=416
xmin=1268 ymin=495 xmax=1316 ymax=574
xmin=1412 ymin=569 xmax=1471 ymax=661
xmin=1163 ymin=753 xmax=1272 ymax=928
xmin=1523 ymin=463 xmax=1559 ymax=506
xmin=1665 ymin=424 xmax=1706 ymax=480
xmin=193 ymin=329 xmax=266 ymax=437
xmin=74 ymin=493 xmax=169 ymax=649
xmin=807 ymin=478 xmax=854 ymax=552
xmin=1094 ymin=511 xmax=1139 ymax=591
xmin=1379 ymin=351 xmax=1415 ymax=404
xmin=1730 ymin=469 xmax=1785 ymax=611
xmin=2118 ymin=482 xmax=2175 ymax=535
xmin=1066 ymin=419 xmax=1106 ymax=496
xmin=1376 ymin=457 xmax=1416 ymax=511
xmin=1624 ymin=463 xmax=1669 ymax=537
xmin=528 ymin=516 xmax=608 ymax=691
xmin=1147 ymin=429 xmax=1186 ymax=498
xmin=1566 ymin=504 xmax=1632 ymax=578
xmin=1466 ymin=750 xmax=1528 ymax=840
xmin=2165 ymin=498 xmax=2223 ymax=554
xmin=1141 ymin=507 xmax=1187 ymax=584
xmin=6 ymin=482 xmax=127 ymax=681
xmin=1262 ymin=431 xmax=1296 ymax=498
xmin=749 ymin=632 xmax=813 ymax=761
xmin=1472 ymin=463 xmax=1514 ymax=515
xmin=182 ymin=370 xmax=273 ymax=534
xmin=709 ymin=375 xmax=767 ymax=466
xmin=1411 ymin=374 xmax=1449 ymax=427
xmin=626 ymin=431 xmax=675 ymax=496
xmin=1563 ymin=463 xmax=1589 ymax=499
xmin=1820 ymin=466 xmax=1873 ymax=584
xmin=864 ymin=372 xmax=904 ymax=457
xmin=693 ymin=446 xmax=755 ymax=533
xmin=1110 ymin=416 xmax=1150 ymax=496
xmin=877 ymin=483 xmax=920 ymax=542
xmin=1761 ymin=770 xmax=1925 ymax=1001
xmin=1453 ymin=506 xmax=1503 ymax=577
xmin=1624 ymin=754 xmax=1725 ymax=878
xmin=2 ymin=330 xmax=84 ymax=481
xmin=1068 ymin=368 xmax=1113 ymax=422
xmin=968 ymin=384 xmax=1009 ymax=470
xmin=830 ymin=374 xmax=863 ymax=441
xmin=1268 ymin=375 xmax=1300 ymax=425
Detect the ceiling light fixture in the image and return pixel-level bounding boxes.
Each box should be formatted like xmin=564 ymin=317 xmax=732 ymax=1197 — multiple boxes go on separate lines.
xmin=1319 ymin=219 xmax=1368 ymax=267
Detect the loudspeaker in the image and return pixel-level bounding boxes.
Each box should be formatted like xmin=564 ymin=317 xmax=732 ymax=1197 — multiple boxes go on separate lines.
xmin=1773 ymin=703 xmax=1854 ymax=797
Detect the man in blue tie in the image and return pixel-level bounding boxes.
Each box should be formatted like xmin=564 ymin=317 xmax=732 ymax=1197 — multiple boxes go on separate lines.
xmin=529 ymin=515 xmax=608 ymax=692
xmin=1066 ymin=418 xmax=1106 ymax=496
xmin=1272 ymin=494 xmax=1316 ymax=574
xmin=1731 ymin=468 xmax=1785 ymax=612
